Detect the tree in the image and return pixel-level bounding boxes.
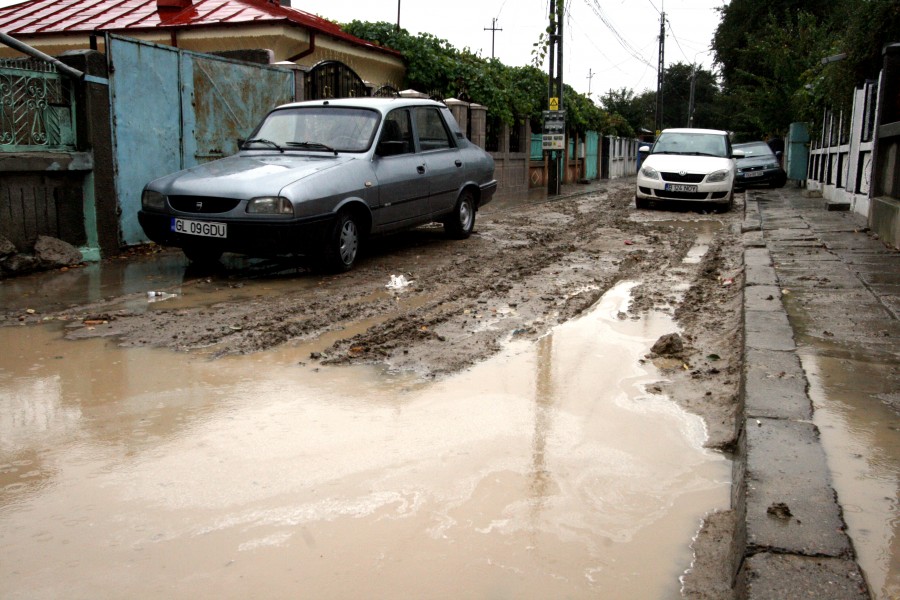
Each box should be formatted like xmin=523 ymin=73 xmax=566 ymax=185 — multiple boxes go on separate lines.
xmin=600 ymin=88 xmax=649 ymax=133
xmin=597 ymin=64 xmax=720 ymax=135
xmin=342 ymin=19 xmax=616 ymax=136
xmin=712 ymin=0 xmax=900 ymax=139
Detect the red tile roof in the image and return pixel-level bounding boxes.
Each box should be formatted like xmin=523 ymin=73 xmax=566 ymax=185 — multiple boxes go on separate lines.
xmin=0 ymin=0 xmax=399 ymax=57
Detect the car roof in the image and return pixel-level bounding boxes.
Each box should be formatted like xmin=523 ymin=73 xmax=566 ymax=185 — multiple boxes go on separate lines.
xmin=275 ymin=97 xmax=445 ymax=115
xmin=733 ymin=141 xmax=770 ymax=147
xmin=660 ymin=128 xmax=728 ymax=135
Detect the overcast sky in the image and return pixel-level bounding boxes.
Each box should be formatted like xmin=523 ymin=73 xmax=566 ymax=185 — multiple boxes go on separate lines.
xmin=0 ymin=0 xmax=726 ymax=101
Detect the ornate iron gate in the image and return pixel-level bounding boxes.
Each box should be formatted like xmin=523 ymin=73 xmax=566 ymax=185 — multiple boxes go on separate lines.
xmin=304 ymin=60 xmax=369 ymax=100
xmin=0 ymin=58 xmax=75 ymax=151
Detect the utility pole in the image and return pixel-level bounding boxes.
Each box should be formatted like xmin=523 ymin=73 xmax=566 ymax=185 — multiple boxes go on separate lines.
xmin=483 ymin=18 xmax=502 ymax=59
xmin=586 ymin=68 xmax=594 ymax=97
xmin=655 ymin=8 xmax=665 ymax=134
xmin=544 ymin=0 xmax=564 ymax=196
xmin=396 ymin=0 xmax=400 ymax=31
xmin=687 ymin=63 xmax=696 ymax=127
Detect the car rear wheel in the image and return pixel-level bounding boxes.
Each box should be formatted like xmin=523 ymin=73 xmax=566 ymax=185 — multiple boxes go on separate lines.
xmin=182 ymin=246 xmax=223 ymax=265
xmin=444 ymin=190 xmax=475 ymax=239
xmin=318 ymin=209 xmax=360 ymax=272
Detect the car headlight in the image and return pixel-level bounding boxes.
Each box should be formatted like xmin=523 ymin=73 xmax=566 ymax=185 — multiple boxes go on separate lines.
xmin=640 ymin=165 xmax=660 ymax=180
xmin=706 ymin=169 xmax=729 ymax=183
xmin=142 ymin=189 xmax=167 ymax=211
xmin=247 ymin=196 xmax=294 ymax=215
xmin=765 ymin=162 xmax=780 ymax=169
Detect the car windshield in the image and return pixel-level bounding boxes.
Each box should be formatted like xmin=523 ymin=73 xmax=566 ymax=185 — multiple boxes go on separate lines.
xmin=733 ymin=142 xmax=775 ymax=158
xmin=248 ymin=107 xmax=380 ymax=153
xmin=651 ymin=132 xmax=728 ymax=157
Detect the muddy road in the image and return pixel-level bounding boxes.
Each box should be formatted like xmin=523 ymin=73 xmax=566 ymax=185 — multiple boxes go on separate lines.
xmin=4 ymin=180 xmax=744 ymax=449
xmin=1 ymin=179 xmax=745 ymax=597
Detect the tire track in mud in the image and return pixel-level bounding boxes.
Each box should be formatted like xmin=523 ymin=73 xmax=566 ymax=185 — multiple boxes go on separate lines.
xmin=320 ymin=186 xmax=697 ymax=375
xmin=6 ymin=182 xmax=722 ymax=388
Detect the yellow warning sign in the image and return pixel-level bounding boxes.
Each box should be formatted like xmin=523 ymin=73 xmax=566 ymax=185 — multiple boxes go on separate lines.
xmin=549 ymin=97 xmax=559 ymax=111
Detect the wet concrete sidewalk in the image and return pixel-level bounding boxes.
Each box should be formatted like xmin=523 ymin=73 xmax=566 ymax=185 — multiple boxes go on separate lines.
xmin=740 ymin=185 xmax=899 ymax=599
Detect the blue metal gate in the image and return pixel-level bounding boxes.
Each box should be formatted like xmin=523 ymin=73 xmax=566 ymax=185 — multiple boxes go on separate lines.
xmin=108 ymin=35 xmax=295 ymax=245
xmin=584 ymin=131 xmax=599 ymax=180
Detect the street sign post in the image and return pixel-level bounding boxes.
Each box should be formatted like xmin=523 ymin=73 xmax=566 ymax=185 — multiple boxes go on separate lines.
xmin=542 ymin=109 xmax=566 ymax=195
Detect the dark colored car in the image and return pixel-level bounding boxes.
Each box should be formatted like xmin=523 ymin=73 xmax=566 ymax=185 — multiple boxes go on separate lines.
xmin=138 ymin=98 xmax=497 ymax=271
xmin=733 ymin=141 xmax=787 ymax=189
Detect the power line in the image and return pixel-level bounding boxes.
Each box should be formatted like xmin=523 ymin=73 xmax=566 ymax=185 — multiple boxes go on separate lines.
xmin=584 ymin=0 xmax=655 ymax=70
xmin=666 ymin=20 xmax=690 ymax=63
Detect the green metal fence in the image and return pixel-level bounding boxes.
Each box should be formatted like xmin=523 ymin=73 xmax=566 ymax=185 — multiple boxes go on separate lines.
xmin=0 ymin=58 xmax=76 ymax=151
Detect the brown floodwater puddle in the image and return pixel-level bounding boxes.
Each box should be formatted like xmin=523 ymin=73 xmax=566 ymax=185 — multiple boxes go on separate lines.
xmin=800 ymin=352 xmax=900 ymax=600
xmin=0 ymin=282 xmax=730 ymax=598
xmin=647 ymin=219 xmax=723 ymax=265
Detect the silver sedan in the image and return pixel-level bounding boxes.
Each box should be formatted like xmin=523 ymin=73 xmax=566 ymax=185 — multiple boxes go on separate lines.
xmin=138 ymin=98 xmax=497 ymax=271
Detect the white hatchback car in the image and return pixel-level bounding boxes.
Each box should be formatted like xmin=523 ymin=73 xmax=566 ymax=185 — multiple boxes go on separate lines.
xmin=635 ymin=128 xmax=743 ymax=212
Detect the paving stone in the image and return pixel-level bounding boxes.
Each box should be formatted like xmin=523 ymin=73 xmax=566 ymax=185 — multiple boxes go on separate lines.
xmin=743 ymin=349 xmax=811 ymax=420
xmin=745 ymin=310 xmax=796 ymax=352
xmin=745 ymin=419 xmax=852 ymax=557
xmin=740 ymin=554 xmax=869 ymax=600
xmin=744 ymin=285 xmax=782 ymax=311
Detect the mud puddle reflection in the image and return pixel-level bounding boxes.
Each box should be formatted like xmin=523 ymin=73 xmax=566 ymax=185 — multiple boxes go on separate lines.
xmin=801 ymin=352 xmax=900 ymax=599
xmin=0 ymin=282 xmax=730 ymax=599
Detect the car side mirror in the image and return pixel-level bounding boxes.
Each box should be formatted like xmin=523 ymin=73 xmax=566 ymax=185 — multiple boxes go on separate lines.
xmin=775 ymin=150 xmax=783 ymax=158
xmin=732 ymin=149 xmax=745 ymax=159
xmin=639 ymin=145 xmax=650 ymax=152
xmin=376 ymin=140 xmax=406 ymax=157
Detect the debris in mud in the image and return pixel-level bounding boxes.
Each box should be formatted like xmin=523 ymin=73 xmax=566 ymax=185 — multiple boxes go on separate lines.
xmin=386 ymin=274 xmax=414 ymax=289
xmin=767 ymin=502 xmax=793 ymax=519
xmin=147 ymin=291 xmax=178 ymax=303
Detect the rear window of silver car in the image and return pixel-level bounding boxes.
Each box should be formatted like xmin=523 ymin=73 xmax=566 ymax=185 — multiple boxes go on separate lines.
xmin=733 ymin=142 xmax=775 ymax=157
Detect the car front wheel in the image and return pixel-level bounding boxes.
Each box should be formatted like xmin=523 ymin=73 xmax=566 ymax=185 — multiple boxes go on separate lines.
xmin=318 ymin=209 xmax=360 ymax=272
xmin=444 ymin=190 xmax=475 ymax=239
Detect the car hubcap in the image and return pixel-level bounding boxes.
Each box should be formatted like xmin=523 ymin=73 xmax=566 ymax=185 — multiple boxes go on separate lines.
xmin=339 ymin=219 xmax=358 ymax=264
xmin=459 ymin=200 xmax=473 ymax=230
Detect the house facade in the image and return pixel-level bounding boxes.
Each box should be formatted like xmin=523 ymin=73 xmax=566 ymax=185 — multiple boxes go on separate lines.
xmin=0 ymin=0 xmax=409 ymax=269
xmin=0 ymin=0 xmax=405 ymax=90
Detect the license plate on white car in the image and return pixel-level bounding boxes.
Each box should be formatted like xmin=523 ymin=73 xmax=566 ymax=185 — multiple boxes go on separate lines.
xmin=665 ymin=183 xmax=698 ymax=192
xmin=171 ymin=218 xmax=227 ymax=238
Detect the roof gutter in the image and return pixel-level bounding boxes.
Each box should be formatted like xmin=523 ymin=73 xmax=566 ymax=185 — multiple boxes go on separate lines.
xmin=286 ymin=31 xmax=315 ymax=62
xmin=0 ymin=30 xmax=85 ymax=81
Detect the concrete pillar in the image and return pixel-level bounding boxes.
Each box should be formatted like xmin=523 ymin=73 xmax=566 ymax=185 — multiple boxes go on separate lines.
xmin=58 ymin=50 xmax=118 ymax=258
xmin=469 ymin=103 xmax=487 ymax=149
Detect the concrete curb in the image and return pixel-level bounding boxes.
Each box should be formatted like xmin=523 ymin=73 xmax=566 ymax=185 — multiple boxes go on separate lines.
xmin=736 ymin=190 xmax=870 ymax=599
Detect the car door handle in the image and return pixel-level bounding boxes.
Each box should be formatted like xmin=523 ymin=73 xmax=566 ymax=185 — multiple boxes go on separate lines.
xmin=455 ymin=160 xmax=462 ymax=167
xmin=417 ymin=165 xmax=426 ymax=174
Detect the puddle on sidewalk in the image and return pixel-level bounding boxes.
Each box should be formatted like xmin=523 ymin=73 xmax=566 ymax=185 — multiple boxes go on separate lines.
xmin=801 ymin=352 xmax=900 ymax=600
xmin=0 ymin=282 xmax=730 ymax=599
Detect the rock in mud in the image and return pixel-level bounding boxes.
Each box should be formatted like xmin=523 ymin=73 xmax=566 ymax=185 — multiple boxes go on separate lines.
xmin=651 ymin=332 xmax=684 ymax=357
